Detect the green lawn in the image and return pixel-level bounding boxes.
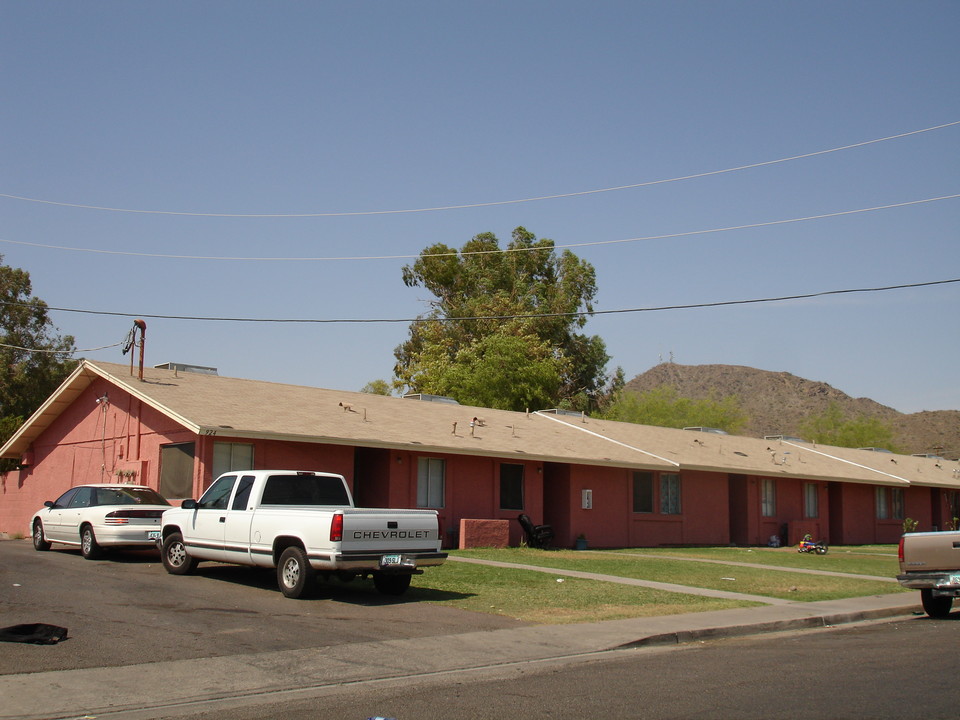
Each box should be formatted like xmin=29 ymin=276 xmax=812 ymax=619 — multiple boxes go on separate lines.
xmin=605 ymin=545 xmax=900 ymax=578
xmin=405 ymin=545 xmax=907 ymax=624
xmin=407 ymin=560 xmax=758 ymax=624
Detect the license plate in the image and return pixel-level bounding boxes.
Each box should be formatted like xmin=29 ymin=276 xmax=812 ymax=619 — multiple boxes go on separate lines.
xmin=381 ymin=554 xmax=403 ymax=567
xmin=147 ymin=531 xmax=161 ymax=541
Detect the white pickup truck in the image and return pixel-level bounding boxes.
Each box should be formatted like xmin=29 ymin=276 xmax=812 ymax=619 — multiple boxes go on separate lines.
xmin=159 ymin=470 xmax=447 ymax=598
xmin=897 ymin=531 xmax=960 ymax=618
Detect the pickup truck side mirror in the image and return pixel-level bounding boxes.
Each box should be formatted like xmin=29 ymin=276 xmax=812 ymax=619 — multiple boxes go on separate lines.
xmin=180 ymin=499 xmax=198 ymax=510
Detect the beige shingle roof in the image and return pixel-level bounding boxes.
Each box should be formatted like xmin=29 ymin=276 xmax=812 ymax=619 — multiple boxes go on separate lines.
xmin=4 ymin=360 xmax=959 ymax=488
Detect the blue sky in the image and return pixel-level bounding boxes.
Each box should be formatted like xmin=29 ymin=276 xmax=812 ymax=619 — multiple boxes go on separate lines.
xmin=2 ymin=2 xmax=958 ymax=414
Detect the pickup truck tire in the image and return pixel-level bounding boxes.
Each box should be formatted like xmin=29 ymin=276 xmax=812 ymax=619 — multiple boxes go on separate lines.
xmin=373 ymin=571 xmax=411 ymax=596
xmin=81 ymin=525 xmax=104 ymax=560
xmin=920 ymin=588 xmax=953 ymax=619
xmin=32 ymin=521 xmax=51 ymax=551
xmin=162 ymin=532 xmax=199 ymax=575
xmin=278 ymin=546 xmax=315 ymax=599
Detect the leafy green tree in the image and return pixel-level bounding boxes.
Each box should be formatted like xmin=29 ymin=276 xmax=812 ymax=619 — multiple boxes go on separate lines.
xmin=0 ymin=257 xmax=77 ymax=469
xmin=394 ymin=227 xmax=615 ymax=411
xmin=799 ymin=402 xmax=898 ymax=450
xmin=599 ymin=385 xmax=748 ymax=434
xmin=360 ymin=379 xmax=392 ymax=396
xmin=424 ymin=332 xmax=563 ymax=411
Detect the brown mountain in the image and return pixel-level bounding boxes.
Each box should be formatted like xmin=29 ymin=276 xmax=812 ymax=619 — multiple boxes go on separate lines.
xmin=624 ymin=363 xmax=960 ymax=459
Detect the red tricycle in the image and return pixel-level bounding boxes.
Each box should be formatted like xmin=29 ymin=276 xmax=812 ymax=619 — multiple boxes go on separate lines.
xmin=798 ymin=533 xmax=828 ymax=555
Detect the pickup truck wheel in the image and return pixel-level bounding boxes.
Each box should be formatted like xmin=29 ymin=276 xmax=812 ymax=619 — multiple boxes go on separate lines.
xmin=373 ymin=572 xmax=411 ymax=596
xmin=162 ymin=532 xmax=198 ymax=575
xmin=32 ymin=521 xmax=51 ymax=551
xmin=278 ymin=546 xmax=315 ymax=599
xmin=81 ymin=525 xmax=104 ymax=560
xmin=921 ymin=588 xmax=953 ymax=619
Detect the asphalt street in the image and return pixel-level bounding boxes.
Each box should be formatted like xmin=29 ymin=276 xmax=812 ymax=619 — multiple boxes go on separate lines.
xmin=0 ymin=536 xmax=926 ymax=720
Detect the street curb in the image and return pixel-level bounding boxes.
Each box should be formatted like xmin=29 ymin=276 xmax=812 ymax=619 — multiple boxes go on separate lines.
xmin=621 ymin=603 xmax=921 ymax=648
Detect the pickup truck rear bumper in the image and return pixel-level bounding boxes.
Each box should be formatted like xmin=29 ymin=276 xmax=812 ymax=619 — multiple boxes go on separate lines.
xmin=308 ymin=550 xmax=448 ymax=572
xmin=897 ymin=571 xmax=960 ymax=595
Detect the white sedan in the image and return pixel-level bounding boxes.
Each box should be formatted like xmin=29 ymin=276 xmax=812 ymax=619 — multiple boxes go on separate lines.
xmin=31 ymin=484 xmax=171 ymax=560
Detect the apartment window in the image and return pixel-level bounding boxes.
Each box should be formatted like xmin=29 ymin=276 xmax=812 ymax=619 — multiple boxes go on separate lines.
xmin=499 ymin=464 xmax=524 ymax=510
xmin=803 ymin=483 xmax=819 ymax=519
xmin=876 ymin=487 xmax=889 ymax=519
xmin=761 ymin=478 xmax=776 ymax=517
xmin=212 ymin=442 xmax=254 ymax=479
xmin=633 ymin=471 xmax=654 ymax=513
xmin=417 ymin=457 xmax=445 ymax=508
xmin=890 ymin=488 xmax=905 ymax=520
xmin=660 ymin=473 xmax=681 ymax=515
xmin=876 ymin=486 xmax=905 ymax=520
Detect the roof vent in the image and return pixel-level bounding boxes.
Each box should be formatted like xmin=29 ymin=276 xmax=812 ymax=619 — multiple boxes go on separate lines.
xmin=154 ymin=362 xmax=219 ymax=376
xmin=402 ymin=393 xmax=460 ymax=405
xmin=683 ymin=426 xmax=728 ymax=435
xmin=541 ymin=408 xmax=586 ymax=418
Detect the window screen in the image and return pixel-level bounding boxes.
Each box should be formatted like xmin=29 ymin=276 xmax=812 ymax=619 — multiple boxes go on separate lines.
xmin=633 ymin=471 xmax=654 ymax=513
xmin=499 ymin=464 xmax=524 ymax=510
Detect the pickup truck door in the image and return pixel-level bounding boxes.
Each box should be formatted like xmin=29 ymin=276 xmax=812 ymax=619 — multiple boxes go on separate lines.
xmin=221 ymin=474 xmax=256 ymax=563
xmin=185 ymin=474 xmax=238 ymax=561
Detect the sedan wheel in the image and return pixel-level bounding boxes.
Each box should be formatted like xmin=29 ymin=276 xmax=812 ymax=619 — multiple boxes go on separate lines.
xmin=32 ymin=521 xmax=51 ymax=551
xmin=81 ymin=525 xmax=104 ymax=560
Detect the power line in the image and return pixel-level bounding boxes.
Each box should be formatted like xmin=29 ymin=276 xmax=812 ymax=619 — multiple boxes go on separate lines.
xmin=2 ymin=193 xmax=957 ymax=262
xmin=1 ymin=121 xmax=956 ymax=218
xmin=0 ymin=340 xmax=122 ymax=353
xmin=5 ymin=278 xmax=954 ymax=326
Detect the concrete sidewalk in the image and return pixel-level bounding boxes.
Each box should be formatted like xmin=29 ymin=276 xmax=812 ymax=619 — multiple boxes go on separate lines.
xmin=0 ymin=591 xmax=921 ymax=720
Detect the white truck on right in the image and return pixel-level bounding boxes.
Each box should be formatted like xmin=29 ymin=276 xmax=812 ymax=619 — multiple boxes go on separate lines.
xmin=897 ymin=531 xmax=960 ymax=618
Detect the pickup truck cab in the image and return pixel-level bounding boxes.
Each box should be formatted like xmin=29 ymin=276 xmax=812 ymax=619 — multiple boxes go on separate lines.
xmin=159 ymin=470 xmax=446 ymax=598
xmin=897 ymin=531 xmax=960 ymax=618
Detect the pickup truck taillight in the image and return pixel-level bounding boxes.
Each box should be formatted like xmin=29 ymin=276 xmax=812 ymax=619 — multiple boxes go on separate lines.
xmin=330 ymin=512 xmax=343 ymax=542
xmin=898 ymin=536 xmax=905 ymax=563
